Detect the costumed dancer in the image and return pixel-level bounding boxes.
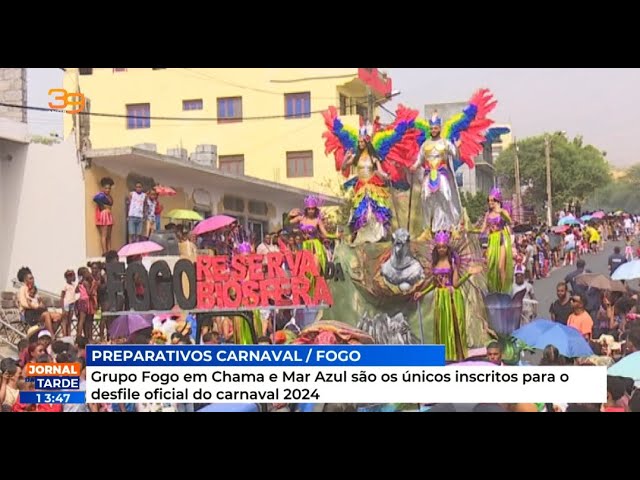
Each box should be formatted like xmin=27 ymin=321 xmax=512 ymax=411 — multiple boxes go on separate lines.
xmin=481 ymin=187 xmax=514 ymax=294
xmin=93 ymin=177 xmax=115 ymax=255
xmin=321 ymin=106 xmax=420 ymax=244
xmin=413 ymin=231 xmax=482 ymax=361
xmin=407 ymin=89 xmax=497 ymax=233
xmin=288 ymin=195 xmax=337 ymax=274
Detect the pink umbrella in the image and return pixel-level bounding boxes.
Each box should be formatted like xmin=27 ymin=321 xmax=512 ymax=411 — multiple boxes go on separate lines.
xmin=552 ymin=225 xmax=570 ymax=233
xmin=592 ymin=211 xmax=605 ymax=219
xmin=118 ymin=240 xmax=164 ymax=257
xmin=192 ymin=214 xmax=236 ymax=236
xmin=154 ymin=185 xmax=177 ymax=196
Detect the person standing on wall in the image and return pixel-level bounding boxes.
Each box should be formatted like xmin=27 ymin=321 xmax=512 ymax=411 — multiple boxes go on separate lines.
xmin=126 ymin=182 xmax=146 ymax=243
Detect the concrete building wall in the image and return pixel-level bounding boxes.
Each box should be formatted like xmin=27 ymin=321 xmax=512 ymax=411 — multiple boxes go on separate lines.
xmin=0 ymin=137 xmax=85 ymax=293
xmin=62 ymin=68 xmax=391 ymax=196
xmin=0 ymin=68 xmax=27 ymax=123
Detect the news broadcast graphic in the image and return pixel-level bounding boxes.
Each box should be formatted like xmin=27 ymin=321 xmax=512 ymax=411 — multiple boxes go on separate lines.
xmin=22 ymin=362 xmax=85 ymax=404
xmin=19 ymin=392 xmax=86 ymax=404
xmin=86 ymin=345 xmax=607 ymax=404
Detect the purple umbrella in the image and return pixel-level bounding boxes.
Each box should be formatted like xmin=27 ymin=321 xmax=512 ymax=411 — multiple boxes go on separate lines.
xmin=109 ymin=314 xmax=153 ymax=338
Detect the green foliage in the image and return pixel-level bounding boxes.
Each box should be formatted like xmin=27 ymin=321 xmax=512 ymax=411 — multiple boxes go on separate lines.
xmin=495 ymin=133 xmax=611 ymax=216
xmin=30 ymin=134 xmax=60 ymax=145
xmin=585 ymin=163 xmax=640 ymax=213
xmin=461 ymin=191 xmax=486 ymax=223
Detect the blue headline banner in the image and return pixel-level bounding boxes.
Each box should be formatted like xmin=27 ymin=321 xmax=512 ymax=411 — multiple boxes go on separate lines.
xmin=20 ymin=391 xmax=85 ymax=404
xmin=86 ymin=345 xmax=446 ymax=367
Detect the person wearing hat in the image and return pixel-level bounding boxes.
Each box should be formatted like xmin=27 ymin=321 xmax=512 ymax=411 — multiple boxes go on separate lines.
xmin=38 ymin=330 xmax=54 ymax=357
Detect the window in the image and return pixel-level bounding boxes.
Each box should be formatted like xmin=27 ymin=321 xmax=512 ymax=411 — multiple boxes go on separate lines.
xmin=78 ymin=68 xmax=93 ymax=75
xmin=339 ymin=94 xmax=348 ymax=116
xmin=126 ymin=103 xmax=150 ymax=129
xmin=219 ymin=155 xmax=245 ymax=176
xmin=217 ymin=97 xmax=242 ymax=123
xmin=223 ymin=195 xmax=245 ymax=212
xmin=285 ymin=92 xmax=311 ymax=119
xmin=113 ymin=68 xmax=128 ymax=72
xmin=286 ymin=151 xmax=313 ymax=178
xmin=183 ymin=99 xmax=203 ymax=111
xmin=248 ymin=220 xmax=267 ymax=244
xmin=248 ymin=200 xmax=268 ymax=216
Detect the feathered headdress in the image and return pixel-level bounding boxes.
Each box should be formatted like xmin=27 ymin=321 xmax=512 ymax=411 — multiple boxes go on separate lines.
xmin=359 ymin=117 xmax=374 ymax=141
xmin=434 ymin=230 xmax=451 ymax=245
xmin=304 ymin=195 xmax=321 ymax=209
xmin=429 ymin=111 xmax=442 ymax=127
xmin=489 ymin=187 xmax=502 ymax=202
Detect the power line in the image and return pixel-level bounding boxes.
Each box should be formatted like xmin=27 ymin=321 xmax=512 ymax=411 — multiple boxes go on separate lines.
xmin=1 ymin=95 xmax=391 ymax=123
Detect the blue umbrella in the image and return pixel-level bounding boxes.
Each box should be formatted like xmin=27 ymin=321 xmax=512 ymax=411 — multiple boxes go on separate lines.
xmin=580 ymin=215 xmax=593 ymax=222
xmin=607 ymin=352 xmax=640 ymax=381
xmin=512 ymin=319 xmax=593 ymax=358
xmin=611 ymin=260 xmax=640 ymax=281
xmin=558 ymin=216 xmax=581 ymax=226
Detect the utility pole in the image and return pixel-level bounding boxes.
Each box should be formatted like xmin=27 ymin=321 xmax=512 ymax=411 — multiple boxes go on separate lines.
xmin=513 ymin=136 xmax=522 ymax=224
xmin=366 ymin=87 xmax=375 ymax=125
xmin=544 ymin=134 xmax=552 ymax=226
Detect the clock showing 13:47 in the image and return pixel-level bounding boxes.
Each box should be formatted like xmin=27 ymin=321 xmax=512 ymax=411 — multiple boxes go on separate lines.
xmin=35 ymin=393 xmax=71 ymax=404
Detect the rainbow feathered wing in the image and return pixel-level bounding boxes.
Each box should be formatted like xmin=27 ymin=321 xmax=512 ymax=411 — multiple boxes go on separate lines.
xmin=371 ymin=105 xmax=420 ymax=190
xmin=321 ymin=105 xmax=420 ymax=191
xmin=441 ymin=88 xmax=497 ymax=169
xmin=321 ymin=106 xmax=358 ymax=176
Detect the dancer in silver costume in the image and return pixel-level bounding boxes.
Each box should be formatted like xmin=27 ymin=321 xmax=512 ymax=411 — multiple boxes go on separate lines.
xmin=410 ymin=113 xmax=462 ymax=232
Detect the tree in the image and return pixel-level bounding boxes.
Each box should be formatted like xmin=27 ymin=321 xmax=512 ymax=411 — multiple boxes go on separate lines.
xmin=622 ymin=163 xmax=640 ymax=187
xmin=30 ymin=134 xmax=61 ymax=145
xmin=585 ymin=162 xmax=640 ymax=213
xmin=461 ymin=191 xmax=486 ymax=224
xmin=495 ymin=133 xmax=610 ymax=215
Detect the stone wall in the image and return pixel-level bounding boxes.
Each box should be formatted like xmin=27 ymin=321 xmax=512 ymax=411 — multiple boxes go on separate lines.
xmin=0 ymin=68 xmax=27 ymax=123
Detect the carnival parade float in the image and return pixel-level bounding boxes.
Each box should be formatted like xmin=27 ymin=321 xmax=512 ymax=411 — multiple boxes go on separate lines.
xmin=313 ymin=89 xmax=523 ymax=359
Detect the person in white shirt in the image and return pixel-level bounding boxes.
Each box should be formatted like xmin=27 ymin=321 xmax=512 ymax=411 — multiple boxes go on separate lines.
xmin=256 ymin=233 xmax=280 ymax=263
xmin=563 ymin=231 xmax=576 ymax=266
xmin=126 ymin=182 xmax=147 ymax=243
xmin=513 ymin=266 xmax=536 ymax=325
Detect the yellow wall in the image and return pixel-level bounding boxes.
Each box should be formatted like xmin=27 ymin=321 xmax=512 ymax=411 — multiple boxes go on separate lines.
xmin=64 ymin=68 xmax=378 ymax=196
xmin=85 ymin=166 xmax=190 ymax=257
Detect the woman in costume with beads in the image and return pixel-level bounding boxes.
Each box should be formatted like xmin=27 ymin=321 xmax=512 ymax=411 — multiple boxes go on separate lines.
xmin=480 ymin=187 xmax=514 ymax=294
xmin=288 ymin=195 xmax=337 ymax=274
xmin=321 ymin=107 xmax=421 ymax=245
xmin=414 ymin=231 xmax=482 ymax=361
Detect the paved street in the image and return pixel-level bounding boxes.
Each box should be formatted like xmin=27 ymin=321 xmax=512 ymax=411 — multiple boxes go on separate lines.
xmin=532 ymin=240 xmax=631 ymax=319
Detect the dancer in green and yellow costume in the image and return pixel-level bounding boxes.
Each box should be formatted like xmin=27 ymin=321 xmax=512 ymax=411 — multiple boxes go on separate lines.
xmin=414 ymin=231 xmax=483 ymax=361
xmin=289 ymin=196 xmax=338 ymax=276
xmin=480 ymin=187 xmax=514 ymax=294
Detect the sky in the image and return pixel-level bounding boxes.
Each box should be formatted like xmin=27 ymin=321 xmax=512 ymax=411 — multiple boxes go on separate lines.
xmin=27 ymin=68 xmax=640 ymax=167
xmin=383 ymin=68 xmax=640 ymax=167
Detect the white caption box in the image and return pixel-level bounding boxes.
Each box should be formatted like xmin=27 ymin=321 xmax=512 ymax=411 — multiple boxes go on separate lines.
xmin=85 ymin=366 xmax=607 ymax=404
